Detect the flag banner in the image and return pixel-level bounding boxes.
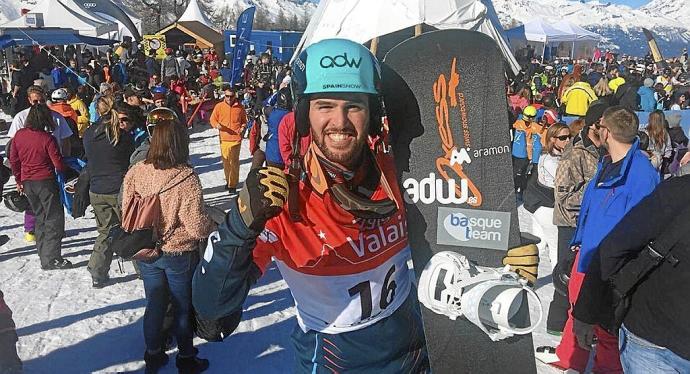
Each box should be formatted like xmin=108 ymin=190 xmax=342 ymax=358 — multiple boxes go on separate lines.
xmin=231 ymin=6 xmax=256 ymax=86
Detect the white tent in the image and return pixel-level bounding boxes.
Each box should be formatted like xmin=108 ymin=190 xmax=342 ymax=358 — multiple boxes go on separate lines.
xmin=0 ymin=0 xmax=117 ymax=37
xmin=293 ymin=0 xmax=521 ymax=74
xmin=95 ymin=11 xmax=142 ymax=41
xmin=505 ymin=20 xmax=575 ymax=44
xmin=552 ymin=21 xmax=601 ymax=42
xmin=552 ymin=21 xmax=601 ymax=60
xmin=506 ymin=20 xmax=601 ymax=61
xmin=93 ymin=0 xmax=143 ymax=40
xmin=179 ymin=0 xmax=214 ymax=30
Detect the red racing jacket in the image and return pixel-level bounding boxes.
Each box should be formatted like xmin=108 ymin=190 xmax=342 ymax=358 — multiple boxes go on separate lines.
xmin=193 ymin=148 xmax=413 ymax=335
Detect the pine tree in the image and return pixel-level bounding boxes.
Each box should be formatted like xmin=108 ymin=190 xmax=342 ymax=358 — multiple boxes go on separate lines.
xmin=213 ymin=3 xmax=243 ymax=30
xmin=254 ymin=8 xmax=269 ymax=30
xmin=289 ymin=14 xmax=300 ymax=31
xmin=300 ymin=8 xmax=310 ymax=30
xmin=275 ymin=10 xmax=288 ymax=31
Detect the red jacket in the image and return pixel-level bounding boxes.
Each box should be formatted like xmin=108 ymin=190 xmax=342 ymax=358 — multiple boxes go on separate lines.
xmin=9 ymin=128 xmax=65 ymax=183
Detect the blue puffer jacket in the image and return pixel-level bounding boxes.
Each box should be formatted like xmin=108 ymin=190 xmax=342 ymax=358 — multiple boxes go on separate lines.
xmin=637 ymin=86 xmax=656 ymax=112
xmin=265 ymin=108 xmax=290 ymax=165
xmin=572 ymin=139 xmax=660 ymax=272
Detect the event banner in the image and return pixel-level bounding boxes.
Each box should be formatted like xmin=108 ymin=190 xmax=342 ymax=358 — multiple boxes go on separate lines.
xmin=230 ymin=6 xmax=256 ymax=86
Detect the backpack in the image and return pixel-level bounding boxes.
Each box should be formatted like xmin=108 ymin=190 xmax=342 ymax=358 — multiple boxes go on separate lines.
xmin=108 ymin=170 xmax=193 ymax=261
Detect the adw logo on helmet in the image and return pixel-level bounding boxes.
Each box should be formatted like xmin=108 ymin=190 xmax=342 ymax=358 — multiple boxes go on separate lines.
xmin=320 ymin=53 xmax=362 ymax=68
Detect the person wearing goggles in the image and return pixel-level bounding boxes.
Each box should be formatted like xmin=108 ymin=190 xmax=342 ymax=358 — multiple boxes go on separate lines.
xmin=128 ymin=107 xmax=179 ymax=167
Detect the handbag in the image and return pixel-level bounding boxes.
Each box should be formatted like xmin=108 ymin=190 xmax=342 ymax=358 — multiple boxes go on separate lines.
xmin=609 ymin=204 xmax=690 ymax=332
xmin=108 ymin=170 xmax=193 ymax=262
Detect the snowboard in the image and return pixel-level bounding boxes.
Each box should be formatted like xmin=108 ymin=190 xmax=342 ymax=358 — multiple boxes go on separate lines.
xmin=57 ymin=157 xmax=85 ymax=217
xmin=381 ymin=30 xmax=537 ymax=373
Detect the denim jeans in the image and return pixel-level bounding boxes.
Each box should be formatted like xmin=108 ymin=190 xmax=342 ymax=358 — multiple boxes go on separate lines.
xmin=138 ymin=251 xmax=198 ymax=356
xmin=619 ymin=325 xmax=690 ymax=373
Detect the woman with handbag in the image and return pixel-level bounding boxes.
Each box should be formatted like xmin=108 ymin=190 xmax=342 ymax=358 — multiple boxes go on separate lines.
xmin=122 ymin=119 xmax=215 ymax=373
xmin=82 ymin=95 xmax=135 ymax=288
xmin=521 ymin=123 xmax=570 ymax=269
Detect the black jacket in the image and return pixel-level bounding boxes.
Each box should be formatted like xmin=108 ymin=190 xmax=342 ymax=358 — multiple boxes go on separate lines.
xmin=612 ymin=82 xmax=640 ymax=112
xmin=573 ymin=176 xmax=690 ymax=360
xmin=669 ymin=127 xmax=689 ymax=148
xmin=82 ymin=117 xmax=134 ymax=195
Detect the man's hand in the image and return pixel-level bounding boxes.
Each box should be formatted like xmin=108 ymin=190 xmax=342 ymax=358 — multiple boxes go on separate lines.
xmin=573 ymin=318 xmax=596 ymax=351
xmin=502 ymin=243 xmax=539 ymax=285
xmin=237 ymin=166 xmax=288 ymax=231
xmin=16 ymin=183 xmax=23 ymax=194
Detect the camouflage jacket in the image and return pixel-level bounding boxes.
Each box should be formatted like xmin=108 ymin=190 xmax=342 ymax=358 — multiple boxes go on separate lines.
xmin=251 ymin=62 xmax=274 ymax=88
xmin=553 ymin=128 xmax=601 ymax=227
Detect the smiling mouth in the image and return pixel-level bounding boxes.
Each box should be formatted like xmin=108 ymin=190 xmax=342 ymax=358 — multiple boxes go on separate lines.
xmin=325 ymin=131 xmax=356 ymax=147
xmin=327 ymin=133 xmax=353 ymax=141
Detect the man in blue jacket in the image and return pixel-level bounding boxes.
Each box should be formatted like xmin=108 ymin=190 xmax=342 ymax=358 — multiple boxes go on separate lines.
xmin=637 ymin=78 xmax=656 ymax=112
xmin=264 ymin=87 xmax=291 ymax=169
xmin=552 ymin=106 xmax=659 ymax=373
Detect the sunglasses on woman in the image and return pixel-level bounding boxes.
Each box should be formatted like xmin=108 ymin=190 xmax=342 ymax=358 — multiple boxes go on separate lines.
xmin=555 ymin=135 xmax=571 ymax=141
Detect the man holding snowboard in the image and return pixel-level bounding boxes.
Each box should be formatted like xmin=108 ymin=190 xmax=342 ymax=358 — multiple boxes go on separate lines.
xmin=193 ymin=37 xmax=537 ymax=373
xmin=194 ymin=39 xmax=429 ymax=372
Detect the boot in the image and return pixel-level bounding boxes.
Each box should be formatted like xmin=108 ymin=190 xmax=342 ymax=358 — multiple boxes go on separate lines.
xmin=176 ymin=353 xmax=209 ymax=374
xmin=144 ymin=350 xmax=168 ymax=374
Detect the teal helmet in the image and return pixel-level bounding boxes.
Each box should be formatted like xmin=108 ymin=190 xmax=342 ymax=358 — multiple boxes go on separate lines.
xmin=291 ymin=38 xmax=383 ymax=136
xmin=292 ymin=38 xmax=380 ymax=97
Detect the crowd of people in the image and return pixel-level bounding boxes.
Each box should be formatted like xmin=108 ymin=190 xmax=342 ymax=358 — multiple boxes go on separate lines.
xmin=0 ymin=36 xmax=689 ymax=374
xmin=0 ymin=41 xmax=298 ymax=373
xmin=512 ymin=49 xmax=690 ymax=373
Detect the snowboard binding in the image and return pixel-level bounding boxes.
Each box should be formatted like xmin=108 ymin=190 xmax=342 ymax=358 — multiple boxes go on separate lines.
xmin=417 ymin=251 xmax=543 ymax=341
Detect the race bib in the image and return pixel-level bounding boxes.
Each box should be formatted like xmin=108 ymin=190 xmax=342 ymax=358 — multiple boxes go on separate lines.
xmin=276 ymin=247 xmax=412 ymax=334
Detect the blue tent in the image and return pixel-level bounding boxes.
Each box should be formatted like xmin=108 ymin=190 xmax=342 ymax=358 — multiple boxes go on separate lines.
xmin=0 ymin=27 xmax=115 ymax=48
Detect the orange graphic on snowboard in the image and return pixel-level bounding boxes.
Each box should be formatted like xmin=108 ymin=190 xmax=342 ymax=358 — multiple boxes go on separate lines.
xmin=433 ymin=57 xmax=482 ymax=207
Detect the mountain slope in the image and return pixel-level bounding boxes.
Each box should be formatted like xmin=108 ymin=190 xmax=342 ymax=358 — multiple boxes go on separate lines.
xmin=492 ymin=0 xmax=690 ymax=57
xmin=212 ymin=0 xmax=316 ymax=23
xmin=2 ymin=0 xmax=687 ymax=58
xmin=641 ymin=0 xmax=690 ymax=23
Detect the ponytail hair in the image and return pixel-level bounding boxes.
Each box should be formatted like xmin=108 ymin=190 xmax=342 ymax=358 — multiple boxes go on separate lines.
xmin=97 ymin=95 xmax=121 ymax=145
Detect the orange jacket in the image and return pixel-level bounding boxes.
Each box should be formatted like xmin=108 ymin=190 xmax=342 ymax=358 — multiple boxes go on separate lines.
xmin=210 ymin=100 xmax=247 ymax=142
xmin=49 ymin=102 xmax=79 ymax=128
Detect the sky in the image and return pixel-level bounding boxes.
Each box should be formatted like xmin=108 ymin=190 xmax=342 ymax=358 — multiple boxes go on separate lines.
xmin=603 ymin=0 xmax=650 ymax=7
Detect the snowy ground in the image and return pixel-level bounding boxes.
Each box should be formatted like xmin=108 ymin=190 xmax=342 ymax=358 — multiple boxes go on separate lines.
xmin=0 ymin=122 xmax=561 ymax=373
